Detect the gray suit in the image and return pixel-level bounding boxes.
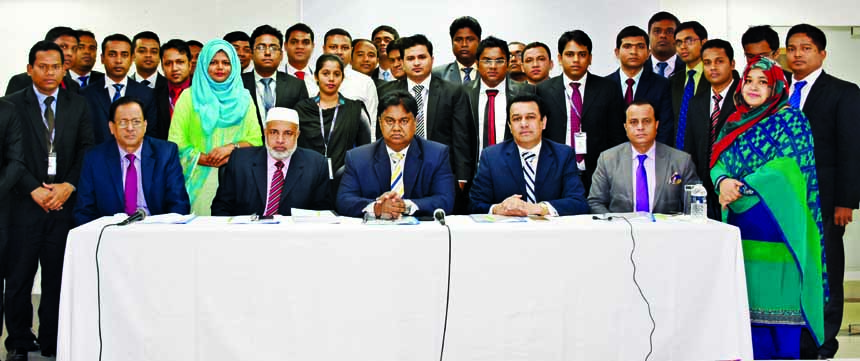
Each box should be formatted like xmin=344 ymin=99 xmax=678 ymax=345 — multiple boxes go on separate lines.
xmin=432 ymin=61 xmax=469 ymax=84
xmin=588 ymin=142 xmax=698 ymax=214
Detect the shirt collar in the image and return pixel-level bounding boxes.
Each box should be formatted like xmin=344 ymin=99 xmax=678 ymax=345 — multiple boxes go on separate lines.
xmin=386 ymin=144 xmax=410 ymax=159
xmin=69 ymin=69 xmax=90 ymax=80
xmin=407 ymin=75 xmax=432 ymax=90
xmin=105 ymin=74 xmax=129 ymax=88
xmin=481 ymin=77 xmax=507 ymax=92
xmin=564 ymin=71 xmax=588 ymax=88
xmin=631 ymin=142 xmax=656 ymax=158
xmin=135 ymin=72 xmax=158 ymax=85
xmin=254 ymin=70 xmax=276 ymax=83
xmin=32 ymin=85 xmax=59 ymax=103
xmin=117 ymin=142 xmax=143 ymax=160
xmin=793 ymin=66 xmax=823 ymax=85
xmin=458 ymin=61 xmax=475 ymax=71
xmin=516 ymin=141 xmax=542 ymax=157
xmin=287 ymin=63 xmax=312 ymax=75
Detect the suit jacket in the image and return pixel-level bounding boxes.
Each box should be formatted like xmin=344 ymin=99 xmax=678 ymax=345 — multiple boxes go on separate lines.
xmin=643 ymin=56 xmax=686 ymax=78
xmin=74 ymin=137 xmax=190 ymax=225
xmin=685 ymin=78 xmax=739 ymax=219
xmin=5 ymin=72 xmax=81 ymax=95
xmin=2 ymin=86 xmax=94 ymax=222
xmin=607 ymin=68 xmax=674 ymax=144
xmin=82 ymin=76 xmax=158 ymax=144
xmin=151 ymin=76 xmax=175 ymax=140
xmin=536 ymin=72 xmax=626 ymax=192
xmin=377 ymin=75 xmax=475 ymax=181
xmin=469 ymin=139 xmax=589 ymax=216
xmin=241 ymin=71 xmax=310 ymax=137
xmin=801 ymin=71 xmax=860 ymax=217
xmin=336 ymin=137 xmax=455 ymax=217
xmin=465 ymin=77 xmax=536 ymax=152
xmin=0 ymin=99 xmax=25 ymax=220
xmin=76 ymin=70 xmax=105 ymax=88
xmin=669 ymin=67 xmax=711 ymax=147
xmin=211 ymin=146 xmax=331 ymax=216
xmin=130 ymin=72 xmax=167 ymax=88
xmin=588 ymin=142 xmax=698 ymax=214
xmin=431 ymin=61 xmax=468 ymax=84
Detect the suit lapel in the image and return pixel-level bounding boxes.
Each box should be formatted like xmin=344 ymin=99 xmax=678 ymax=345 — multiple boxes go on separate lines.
xmin=403 ymin=139 xmax=423 ymax=197
xmin=581 ymin=72 xmax=596 ymax=119
xmin=104 ymin=143 xmax=124 ymax=205
xmin=534 ymin=142 xmax=555 ymax=195
xmin=636 ymin=71 xmax=653 ymax=100
xmin=803 ymin=71 xmax=828 ymax=117
xmin=252 ymin=148 xmax=268 ymax=207
xmin=280 ymin=149 xmax=304 ymax=201
xmin=619 ymin=146 xmax=634 ymax=207
xmin=426 ymin=78 xmax=441 ymax=137
xmin=275 ymin=73 xmax=289 ymax=105
xmin=373 ymin=141 xmax=391 ymax=195
xmin=503 ymin=143 xmax=526 ymax=195
xmin=141 ymin=138 xmax=156 ymax=205
xmin=653 ymin=144 xmax=668 ymax=209
xmin=550 ymin=76 xmax=568 ymax=137
xmin=467 ymin=80 xmax=480 ymax=133
xmin=23 ymin=88 xmax=49 ymax=154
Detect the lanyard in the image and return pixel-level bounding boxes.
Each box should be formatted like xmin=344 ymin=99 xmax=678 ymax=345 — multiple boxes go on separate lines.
xmin=316 ymin=96 xmax=343 ymax=158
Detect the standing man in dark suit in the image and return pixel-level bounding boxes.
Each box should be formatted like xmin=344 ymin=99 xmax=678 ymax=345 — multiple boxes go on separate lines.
xmin=607 ymin=26 xmax=673 ymax=144
xmin=224 ymin=31 xmax=254 ymax=73
xmin=643 ymin=11 xmax=684 ymax=78
xmin=0 ymin=98 xmax=24 ymax=356
xmin=522 ymin=42 xmax=554 ymax=85
xmin=431 ymin=16 xmax=481 ymax=84
xmin=669 ymin=21 xmax=709 ymax=149
xmin=130 ymin=31 xmax=166 ymax=90
xmin=82 ymin=33 xmax=158 ymax=144
xmin=377 ymin=35 xmax=474 ymax=205
xmin=3 ymin=41 xmax=94 ymax=360
xmin=786 ymin=24 xmax=860 ymax=360
xmin=283 ymin=23 xmax=317 ymax=95
xmin=242 ymin=25 xmax=309 ymax=140
xmin=69 ymin=29 xmax=103 ymax=89
xmin=212 ymin=107 xmax=330 ymax=216
xmin=337 ymin=91 xmax=455 ymax=218
xmin=5 ymin=27 xmax=81 ymax=95
xmin=507 ymin=41 xmax=527 ymax=83
xmin=74 ymin=96 xmax=189 ymax=225
xmin=684 ymin=39 xmax=738 ymax=220
xmin=536 ymin=30 xmax=626 ymax=193
xmin=371 ymin=25 xmax=399 ymax=82
xmin=152 ymin=39 xmax=192 ymax=140
xmin=741 ymin=25 xmax=792 ymax=84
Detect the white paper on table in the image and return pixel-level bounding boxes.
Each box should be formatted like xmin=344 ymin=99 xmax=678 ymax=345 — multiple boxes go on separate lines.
xmin=139 ymin=213 xmax=198 ymax=224
xmin=290 ymin=208 xmax=340 ymax=224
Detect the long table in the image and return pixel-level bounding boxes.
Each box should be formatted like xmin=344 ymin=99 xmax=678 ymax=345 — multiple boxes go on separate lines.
xmin=58 ymin=215 xmax=752 ymax=361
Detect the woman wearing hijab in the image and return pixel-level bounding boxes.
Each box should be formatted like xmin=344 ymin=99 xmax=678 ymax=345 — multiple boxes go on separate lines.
xmin=168 ymin=40 xmax=263 ymax=215
xmin=711 ymin=56 xmax=825 ymax=360
xmin=295 ymin=54 xmax=371 ymax=179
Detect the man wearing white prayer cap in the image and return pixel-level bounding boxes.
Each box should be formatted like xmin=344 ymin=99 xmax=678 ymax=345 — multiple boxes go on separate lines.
xmin=211 ymin=107 xmax=332 ymax=215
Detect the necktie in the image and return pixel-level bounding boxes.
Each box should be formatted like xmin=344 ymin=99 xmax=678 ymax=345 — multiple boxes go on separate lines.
xmin=295 ymin=71 xmax=305 ymax=80
xmin=44 ymin=96 xmax=55 ymax=151
xmin=261 ymin=78 xmax=275 ymax=113
xmin=141 ymin=79 xmax=151 ymax=87
xmin=624 ymin=78 xmax=635 ymax=105
xmin=569 ymin=82 xmax=584 ymax=163
xmin=463 ymin=67 xmax=473 ymax=83
xmin=675 ymin=70 xmax=695 ymax=149
xmin=656 ymin=62 xmax=669 ymax=78
xmin=413 ymin=84 xmax=426 ymax=138
xmin=264 ymin=161 xmax=285 ymax=216
xmin=390 ymin=152 xmax=404 ymax=197
xmin=383 ymin=70 xmax=391 ymax=81
xmin=710 ymin=93 xmax=723 ymax=145
xmin=635 ymin=154 xmax=649 ymax=212
xmin=789 ymin=80 xmax=807 ymax=109
xmin=522 ymin=151 xmax=537 ymax=204
xmin=79 ymin=75 xmax=89 ymax=88
xmin=124 ymin=154 xmax=138 ymax=216
xmin=112 ymin=84 xmax=124 ymax=103
xmin=484 ymin=89 xmax=499 ymax=148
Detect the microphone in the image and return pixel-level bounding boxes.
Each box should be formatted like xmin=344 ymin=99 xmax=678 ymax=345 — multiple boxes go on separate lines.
xmin=434 ymin=209 xmax=447 ymax=226
xmin=592 ymin=214 xmax=614 ymax=221
xmin=118 ymin=208 xmax=146 ymax=226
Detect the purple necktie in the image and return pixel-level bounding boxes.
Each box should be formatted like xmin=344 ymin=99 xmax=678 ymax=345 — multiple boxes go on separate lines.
xmin=124 ymin=154 xmax=137 ymax=216
xmin=569 ymin=82 xmax=583 ymax=163
xmin=635 ymin=154 xmax=649 ymax=212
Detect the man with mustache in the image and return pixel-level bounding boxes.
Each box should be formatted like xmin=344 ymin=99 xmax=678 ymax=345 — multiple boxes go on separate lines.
xmin=5 ymin=27 xmax=81 ymax=95
xmin=69 ymin=29 xmax=103 ymax=88
xmin=521 ymin=42 xmax=553 ymax=85
xmin=151 ymin=39 xmax=192 ymax=139
xmin=643 ymin=11 xmax=684 ymax=78
xmin=130 ymin=31 xmax=164 ymax=90
xmin=432 ymin=16 xmax=481 ymax=84
xmin=282 ymin=23 xmax=317 ymax=95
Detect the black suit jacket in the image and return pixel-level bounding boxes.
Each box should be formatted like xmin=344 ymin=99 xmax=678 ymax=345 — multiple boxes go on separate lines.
xmin=2 ymin=86 xmax=94 ymax=221
xmin=151 ymin=76 xmax=175 ymax=140
xmin=607 ymin=68 xmax=674 ymax=144
xmin=464 ymin=77 xmax=535 ymax=153
xmin=0 ymin=99 xmax=25 ymax=220
xmin=241 ymin=71 xmax=310 ymax=138
xmin=377 ymin=75 xmax=475 ymax=181
xmin=211 ymin=146 xmax=331 ymax=216
xmin=801 ymin=71 xmax=860 ymax=217
xmin=82 ymin=76 xmax=158 ymax=144
xmin=669 ymin=66 xmax=711 ymax=147
xmin=643 ymin=56 xmax=686 ymax=78
xmin=5 ymin=72 xmax=81 ymax=95
xmin=536 ymin=72 xmax=626 ymax=192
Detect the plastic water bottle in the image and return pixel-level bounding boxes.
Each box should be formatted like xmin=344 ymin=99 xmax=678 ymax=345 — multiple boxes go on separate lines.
xmin=690 ymin=183 xmax=708 ymax=222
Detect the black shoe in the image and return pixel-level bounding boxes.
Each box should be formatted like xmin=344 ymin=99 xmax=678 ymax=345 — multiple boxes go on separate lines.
xmin=7 ymin=349 xmax=29 ymax=361
xmin=22 ymin=339 xmax=40 ymax=352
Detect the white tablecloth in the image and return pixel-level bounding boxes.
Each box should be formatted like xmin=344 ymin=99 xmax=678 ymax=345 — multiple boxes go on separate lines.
xmin=58 ymin=215 xmax=752 ymax=361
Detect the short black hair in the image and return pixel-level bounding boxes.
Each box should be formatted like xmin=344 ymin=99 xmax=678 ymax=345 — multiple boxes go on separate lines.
xmin=476 ymin=36 xmax=509 ymax=60
xmin=626 ymin=100 xmax=656 ymax=116
xmin=400 ymin=34 xmax=434 ymax=57
xmin=351 ymin=38 xmax=376 ymax=56
xmin=371 ymin=25 xmax=399 ymax=40
xmin=387 ymin=38 xmax=404 ymax=55
xmin=508 ymin=41 xmax=526 ymax=48
xmin=676 ymin=21 xmax=708 ymax=41
xmin=647 ymin=11 xmax=681 ymax=32
xmin=557 ymin=30 xmax=592 ymax=54
xmin=285 ymin=23 xmax=315 ymax=43
xmin=449 ymin=16 xmax=482 ymax=39
xmin=741 ymin=25 xmax=780 ymax=51
xmin=109 ymin=96 xmax=146 ymax=123
xmin=616 ymin=26 xmax=649 ymax=49
xmin=186 ymin=40 xmax=203 ymax=48
xmin=101 ymin=33 xmax=133 ymax=54
xmin=45 ymin=26 xmax=77 ymax=43
xmin=75 ymin=29 xmax=96 ymax=41
xmin=250 ymin=24 xmax=284 ymax=47
xmin=314 ymin=54 xmax=345 ymax=77
xmin=132 ymin=31 xmax=161 ymax=54
xmin=223 ymin=31 xmax=250 ymax=44
xmin=378 ymin=90 xmax=418 ymax=119
xmin=160 ymin=39 xmax=191 ymax=61
xmin=507 ymin=93 xmax=546 ymax=119
xmin=324 ymin=28 xmax=352 ymax=45
xmin=523 ymin=42 xmax=551 ymax=57
xmin=787 ymin=23 xmax=827 ymax=51
xmin=701 ymin=39 xmax=734 ymax=60
xmin=29 ymin=40 xmax=64 ymax=66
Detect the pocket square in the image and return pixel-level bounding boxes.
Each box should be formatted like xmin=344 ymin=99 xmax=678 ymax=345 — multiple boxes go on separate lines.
xmin=667 ymin=171 xmax=682 ymax=185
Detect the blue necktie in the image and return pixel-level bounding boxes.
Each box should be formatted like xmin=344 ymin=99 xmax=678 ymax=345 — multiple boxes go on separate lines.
xmin=79 ymin=75 xmax=89 ymax=88
xmin=261 ymin=78 xmax=274 ymax=112
xmin=635 ymin=154 xmax=649 ymax=212
xmin=656 ymin=62 xmax=668 ymax=78
xmin=463 ymin=67 xmax=473 ymax=83
xmin=789 ymin=80 xmax=807 ymax=109
xmin=112 ymin=84 xmax=124 ymax=103
xmin=675 ymin=70 xmax=695 ymax=149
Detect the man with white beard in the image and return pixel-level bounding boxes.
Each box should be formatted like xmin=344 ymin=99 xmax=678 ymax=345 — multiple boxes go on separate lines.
xmin=211 ymin=107 xmax=332 ymax=215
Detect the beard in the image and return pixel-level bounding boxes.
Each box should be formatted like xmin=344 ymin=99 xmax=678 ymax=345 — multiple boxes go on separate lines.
xmin=266 ymin=143 xmax=297 ymax=160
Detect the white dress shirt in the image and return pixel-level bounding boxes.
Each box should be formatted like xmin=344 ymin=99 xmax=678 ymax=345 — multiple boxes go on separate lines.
xmin=478 ymin=78 xmax=507 ymax=154
xmin=790 ymin=67 xmax=823 ymax=109
xmin=631 ymin=143 xmax=657 ymax=211
xmin=563 ymin=71 xmax=588 ymax=147
xmin=709 ymin=85 xmax=731 ymax=117
xmin=650 ymin=54 xmax=679 ymax=77
xmin=488 ymin=141 xmax=559 ymax=216
xmin=341 ymin=66 xmax=379 ymax=136
xmin=457 ymin=61 xmax=476 ymax=83
xmin=618 ymin=68 xmax=644 ymax=99
xmin=285 ymin=62 xmax=317 ymax=96
xmin=68 ymin=69 xmax=92 ymax=86
xmin=105 ymin=75 xmax=129 ymax=101
xmin=132 ymin=72 xmax=158 ymax=89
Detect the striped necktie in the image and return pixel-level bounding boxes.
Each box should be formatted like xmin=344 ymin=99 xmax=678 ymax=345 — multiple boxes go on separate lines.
xmin=522 ymin=151 xmax=537 ymax=204
xmin=710 ymin=93 xmax=723 ymax=145
xmin=264 ymin=161 xmax=285 ymax=216
xmin=412 ymin=85 xmax=426 ymax=138
xmin=390 ymin=152 xmax=404 ymax=197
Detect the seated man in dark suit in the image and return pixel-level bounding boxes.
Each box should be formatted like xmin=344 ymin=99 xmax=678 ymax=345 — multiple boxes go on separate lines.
xmin=588 ymin=101 xmax=697 ymax=214
xmin=431 ymin=16 xmax=481 ymax=84
xmin=82 ymin=33 xmax=158 ymax=144
xmin=212 ymin=107 xmax=331 ymax=216
xmin=6 ymin=26 xmax=81 ymax=95
xmin=470 ymin=94 xmax=588 ymax=216
xmin=337 ymin=90 xmax=455 ymax=218
xmin=74 ymin=96 xmax=190 ymax=225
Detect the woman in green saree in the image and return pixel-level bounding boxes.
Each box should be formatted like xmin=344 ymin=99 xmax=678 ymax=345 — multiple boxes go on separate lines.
xmin=168 ymin=40 xmax=262 ymax=215
xmin=711 ymin=55 xmax=826 ymax=359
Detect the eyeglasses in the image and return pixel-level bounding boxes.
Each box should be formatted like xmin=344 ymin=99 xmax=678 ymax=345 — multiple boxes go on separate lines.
xmin=115 ymin=119 xmax=145 ymax=128
xmin=479 ymin=59 xmax=506 ymax=66
xmin=674 ymin=37 xmax=700 ymax=48
xmin=383 ymin=118 xmax=412 ymax=127
xmin=255 ymin=44 xmax=281 ymax=53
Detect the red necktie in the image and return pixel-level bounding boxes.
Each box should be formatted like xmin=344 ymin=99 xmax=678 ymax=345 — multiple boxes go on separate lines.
xmin=295 ymin=71 xmax=305 ymax=80
xmin=485 ymin=89 xmax=499 ymax=147
xmin=624 ymin=78 xmax=635 ymax=105
xmin=264 ymin=161 xmax=285 ymax=216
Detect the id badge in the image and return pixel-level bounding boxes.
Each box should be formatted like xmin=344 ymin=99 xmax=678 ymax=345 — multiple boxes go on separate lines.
xmin=574 ymin=132 xmax=587 ymax=155
xmin=48 ymin=152 xmax=57 ymax=176
xmin=326 ymin=158 xmax=334 ymax=180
